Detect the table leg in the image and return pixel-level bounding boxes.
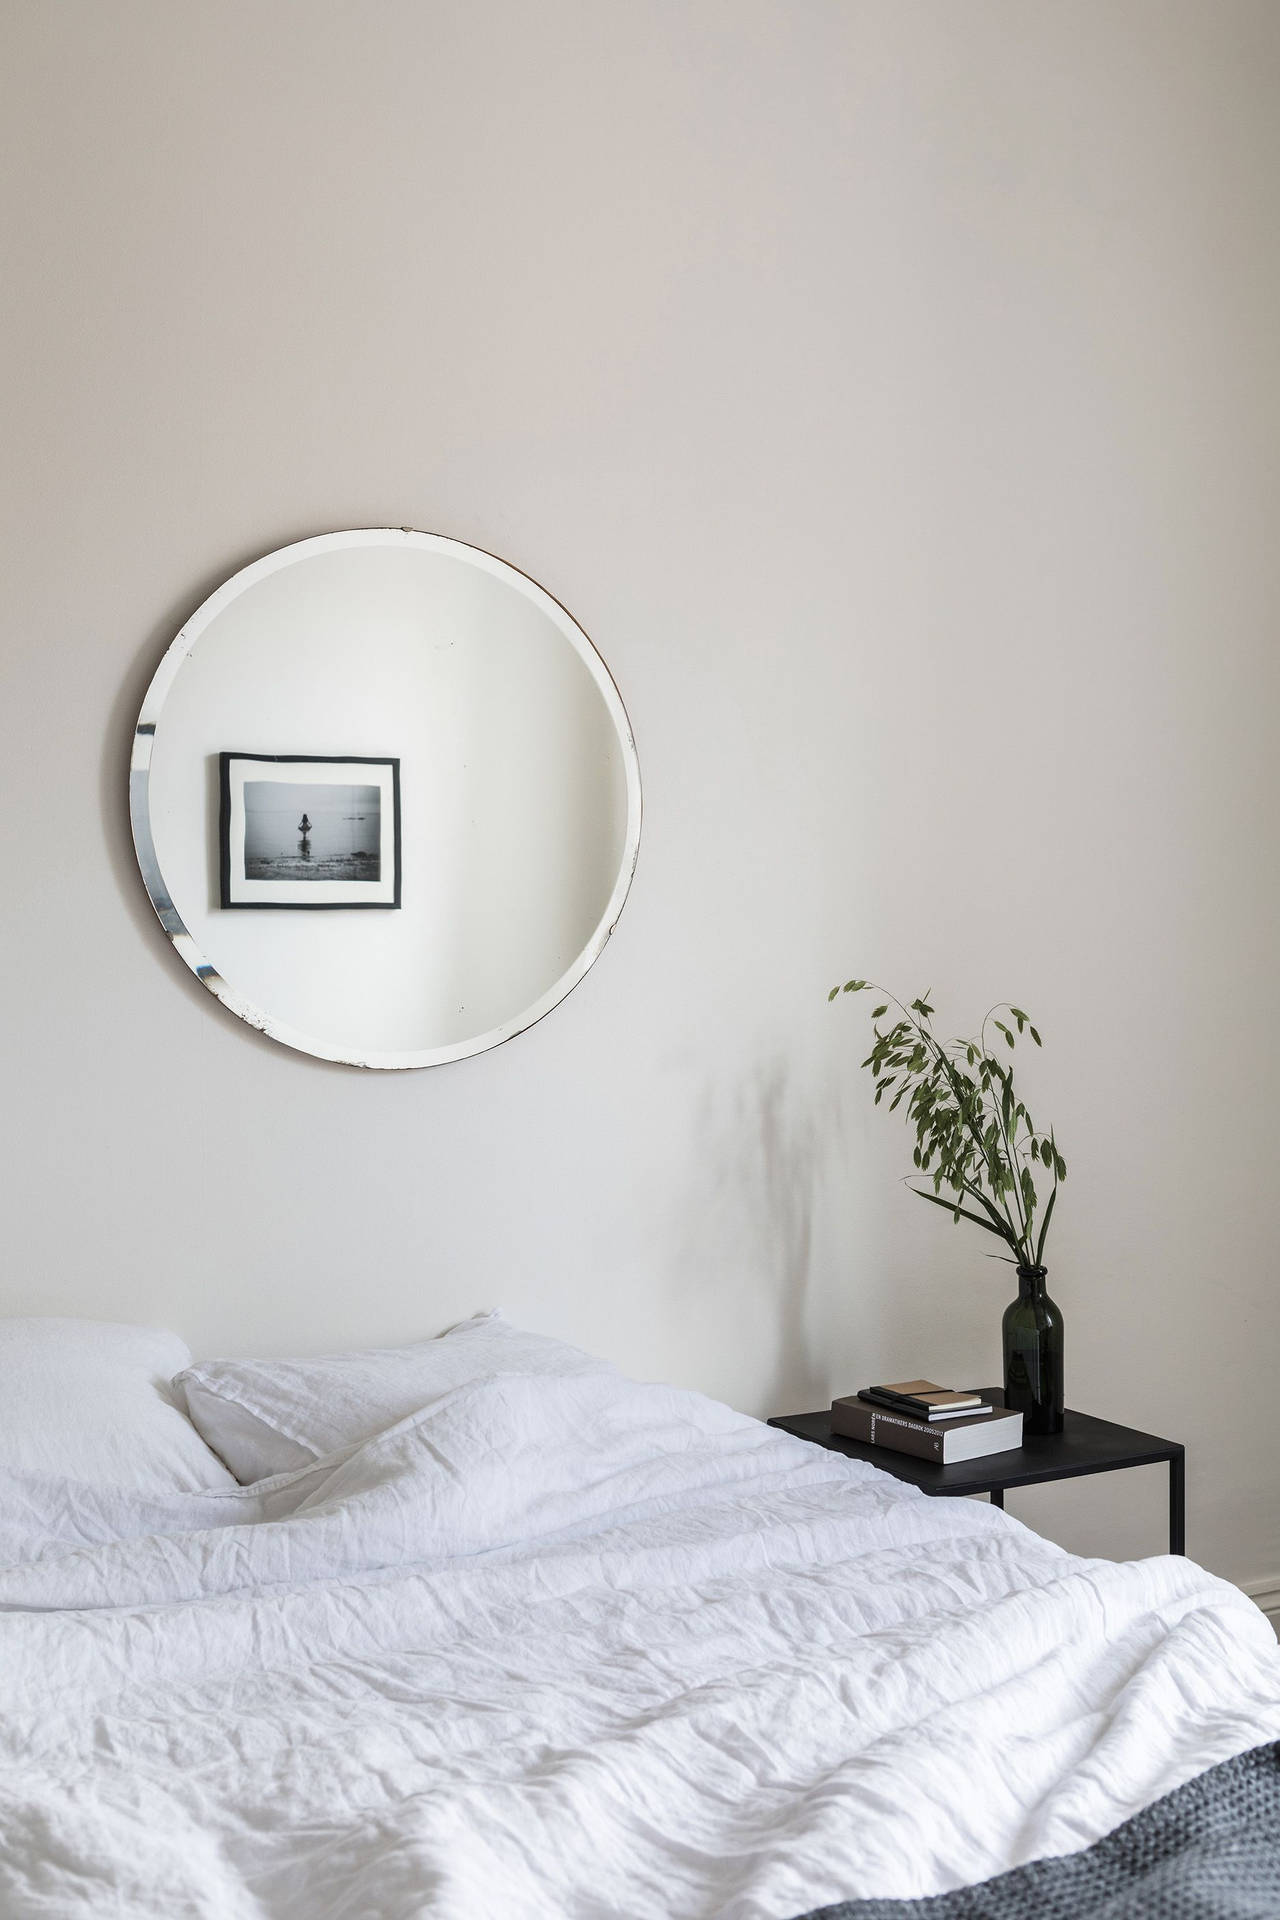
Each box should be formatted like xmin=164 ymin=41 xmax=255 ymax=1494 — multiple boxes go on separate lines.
xmin=990 ymin=1488 xmax=1004 ymax=1510
xmin=1169 ymin=1453 xmax=1185 ymax=1555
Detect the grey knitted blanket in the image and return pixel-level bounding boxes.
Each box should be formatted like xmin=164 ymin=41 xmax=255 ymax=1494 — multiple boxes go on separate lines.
xmin=793 ymin=1740 xmax=1280 ymax=1919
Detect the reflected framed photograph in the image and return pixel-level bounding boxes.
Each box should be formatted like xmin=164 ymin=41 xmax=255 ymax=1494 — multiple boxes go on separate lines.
xmin=219 ymin=753 xmax=401 ymax=909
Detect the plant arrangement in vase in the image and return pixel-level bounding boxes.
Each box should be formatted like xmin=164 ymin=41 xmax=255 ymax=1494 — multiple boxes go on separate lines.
xmin=831 ymin=979 xmax=1068 ymax=1434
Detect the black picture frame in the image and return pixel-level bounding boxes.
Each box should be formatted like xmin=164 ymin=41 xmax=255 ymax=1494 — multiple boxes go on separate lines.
xmin=218 ymin=752 xmax=402 ymax=909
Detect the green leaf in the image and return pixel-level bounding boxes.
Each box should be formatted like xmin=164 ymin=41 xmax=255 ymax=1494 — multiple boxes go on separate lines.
xmin=1030 ymin=1027 xmax=1041 ymax=1045
xmin=828 ymin=986 xmax=840 ymax=1001
xmin=957 ymin=1180 xmax=1018 ymax=1236
xmin=1020 ymin=1165 xmax=1036 ymax=1216
xmin=871 ymin=1004 xmax=888 ymax=1019
xmin=843 ymin=980 xmax=866 ymax=993
xmin=1034 ymin=1182 xmax=1058 ymax=1266
xmin=911 ymin=1188 xmax=1017 ymax=1242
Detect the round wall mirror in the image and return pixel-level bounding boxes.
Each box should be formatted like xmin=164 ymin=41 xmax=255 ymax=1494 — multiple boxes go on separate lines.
xmin=130 ymin=530 xmax=641 ymax=1069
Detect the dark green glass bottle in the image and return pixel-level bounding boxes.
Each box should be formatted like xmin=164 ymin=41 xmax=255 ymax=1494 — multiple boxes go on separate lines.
xmin=1002 ymin=1266 xmax=1064 ymax=1435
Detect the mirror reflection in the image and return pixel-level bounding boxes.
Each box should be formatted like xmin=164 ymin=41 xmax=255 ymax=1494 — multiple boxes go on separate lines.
xmin=131 ymin=530 xmax=641 ymax=1068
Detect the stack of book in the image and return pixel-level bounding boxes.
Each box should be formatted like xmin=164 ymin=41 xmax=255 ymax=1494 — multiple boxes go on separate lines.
xmin=831 ymin=1379 xmax=1023 ymax=1462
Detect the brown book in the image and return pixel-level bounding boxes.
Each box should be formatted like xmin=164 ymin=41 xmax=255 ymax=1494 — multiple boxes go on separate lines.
xmin=831 ymin=1394 xmax=1023 ymax=1463
xmin=878 ymin=1379 xmax=983 ymax=1404
xmin=861 ymin=1382 xmax=988 ymax=1419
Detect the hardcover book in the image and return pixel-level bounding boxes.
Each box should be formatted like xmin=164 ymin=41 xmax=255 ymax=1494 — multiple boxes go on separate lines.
xmin=831 ymin=1395 xmax=1023 ymax=1463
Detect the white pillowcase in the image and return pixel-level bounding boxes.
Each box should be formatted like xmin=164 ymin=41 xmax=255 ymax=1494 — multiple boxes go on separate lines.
xmin=0 ymin=1318 xmax=236 ymax=1495
xmin=174 ymin=1312 xmax=611 ymax=1483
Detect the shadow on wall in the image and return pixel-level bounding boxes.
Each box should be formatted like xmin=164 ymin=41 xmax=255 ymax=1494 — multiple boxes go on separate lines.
xmin=753 ymin=1060 xmax=826 ymax=1414
xmin=688 ymin=1054 xmax=838 ymax=1416
xmin=680 ymin=1040 xmax=945 ymax=1417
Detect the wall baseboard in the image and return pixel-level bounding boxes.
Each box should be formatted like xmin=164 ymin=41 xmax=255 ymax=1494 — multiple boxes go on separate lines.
xmin=1242 ymin=1576 xmax=1280 ymax=1636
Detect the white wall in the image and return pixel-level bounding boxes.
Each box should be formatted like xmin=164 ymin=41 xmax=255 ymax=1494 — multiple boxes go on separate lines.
xmin=2 ymin=0 xmax=1277 ymax=1585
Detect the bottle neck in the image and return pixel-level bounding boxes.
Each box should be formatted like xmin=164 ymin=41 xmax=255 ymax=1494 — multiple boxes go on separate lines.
xmin=1016 ymin=1264 xmax=1048 ymax=1300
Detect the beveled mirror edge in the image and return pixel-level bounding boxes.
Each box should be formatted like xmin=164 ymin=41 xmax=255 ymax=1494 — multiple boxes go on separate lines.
xmin=130 ymin=528 xmax=643 ymax=1070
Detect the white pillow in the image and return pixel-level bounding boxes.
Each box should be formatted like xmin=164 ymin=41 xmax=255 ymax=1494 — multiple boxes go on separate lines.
xmin=174 ymin=1312 xmax=610 ymax=1483
xmin=0 ymin=1317 xmax=237 ymax=1495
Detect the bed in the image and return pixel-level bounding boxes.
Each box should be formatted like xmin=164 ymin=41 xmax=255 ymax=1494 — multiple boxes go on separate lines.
xmin=2 ymin=1313 xmax=1278 ymax=1918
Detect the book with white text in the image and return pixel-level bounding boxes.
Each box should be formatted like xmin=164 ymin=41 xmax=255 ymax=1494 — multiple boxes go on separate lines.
xmin=831 ymin=1395 xmax=1023 ymax=1463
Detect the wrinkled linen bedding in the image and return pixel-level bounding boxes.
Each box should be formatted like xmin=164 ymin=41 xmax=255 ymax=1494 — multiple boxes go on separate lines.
xmin=795 ymin=1740 xmax=1280 ymax=1919
xmin=2 ymin=1369 xmax=1279 ymax=1919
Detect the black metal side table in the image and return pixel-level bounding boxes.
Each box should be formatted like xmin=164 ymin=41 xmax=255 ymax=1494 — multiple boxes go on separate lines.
xmin=768 ymin=1389 xmax=1185 ymax=1554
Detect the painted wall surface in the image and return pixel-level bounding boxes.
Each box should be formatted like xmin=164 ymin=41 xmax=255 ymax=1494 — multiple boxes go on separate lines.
xmin=2 ymin=0 xmax=1277 ymax=1583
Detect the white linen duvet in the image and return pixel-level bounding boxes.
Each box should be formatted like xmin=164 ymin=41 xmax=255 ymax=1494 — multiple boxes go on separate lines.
xmin=2 ymin=1365 xmax=1279 ymax=1919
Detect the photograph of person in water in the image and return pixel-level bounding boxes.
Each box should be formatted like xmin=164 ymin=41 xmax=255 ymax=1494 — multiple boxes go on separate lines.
xmin=243 ymin=780 xmax=380 ymax=883
xmin=219 ymin=754 xmax=401 ymax=908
